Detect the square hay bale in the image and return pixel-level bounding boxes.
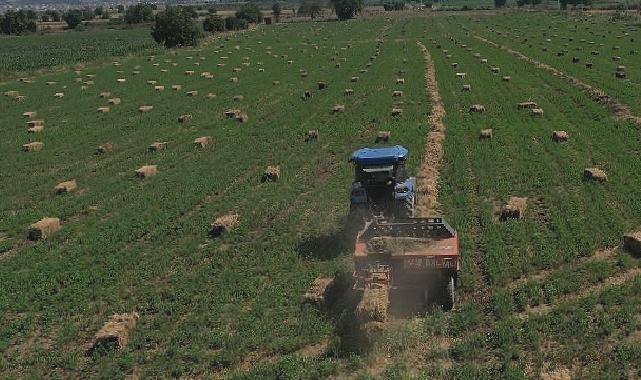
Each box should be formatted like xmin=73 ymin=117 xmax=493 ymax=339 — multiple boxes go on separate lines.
xmin=356 ymin=288 xmax=389 ymax=323
xmin=391 ymin=108 xmax=403 ymax=116
xmin=501 ymin=197 xmax=528 ymax=220
xmin=552 ymin=130 xmax=568 ymax=143
xmin=171 ymin=85 xmax=182 ymax=91
xmin=456 ymin=72 xmax=467 ymax=79
xmin=116 ymin=78 xmax=126 ymax=83
xmin=272 ymin=81 xmax=280 ymax=86
xmin=224 ymin=109 xmax=240 ymax=118
xmin=623 ymin=231 xmax=641 ymax=256
xmin=194 ymin=136 xmax=212 ymax=148
xmin=344 ymin=89 xmax=354 ymax=96
xmin=28 ymin=125 xmax=44 ymax=133
xmin=502 ymin=76 xmax=512 ymax=82
xmin=22 ymin=142 xmax=44 ymax=152
xmin=154 ymin=85 xmax=165 ymax=92
xmin=229 ymin=77 xmax=239 ymax=83
xmin=99 ymin=92 xmax=111 ymax=98
xmin=332 ymin=104 xmax=345 ymax=114
xmin=479 ymin=129 xmax=493 ymax=139
xmin=23 ymin=111 xmax=37 ymax=119
xmin=139 ymin=105 xmax=153 ymax=113
xmin=481 ymin=58 xmax=488 ymax=64
xmin=210 ymin=213 xmax=240 ymax=237
xmin=469 ymin=104 xmax=486 ymax=113
xmin=584 ymin=168 xmax=607 ymax=182
xmin=90 ymin=313 xmax=139 ymax=354
xmin=531 ymin=108 xmax=544 ymax=117
xmin=259 ymin=68 xmax=265 ymax=72
xmin=376 ymin=131 xmax=391 ymax=142
xmin=233 ymin=95 xmax=244 ymax=102
xmin=351 ymin=76 xmax=359 ymax=83
xmin=55 ymin=180 xmax=77 ymax=194
xmin=262 ymin=165 xmax=280 ymax=182
xmin=303 ymin=277 xmax=335 ymax=306
xmin=135 ymin=165 xmax=157 ymax=179
xmin=178 ymin=114 xmax=192 ymax=123
xmin=28 ymin=217 xmax=61 ymax=240
xmin=97 ymin=143 xmax=114 ymax=154
xmin=392 ymin=91 xmax=403 ymax=97
xmin=97 ymin=107 xmax=110 ymax=113
xmin=518 ymin=102 xmax=538 ymax=109
xmin=236 ymin=113 xmax=249 ymax=123
xmin=305 ymin=129 xmax=319 ymax=142
xmin=462 ymin=84 xmax=472 ymax=92
xmin=318 ymin=81 xmax=328 ymax=90
xmin=108 ymin=98 xmax=121 ymax=105
xmin=185 ymin=70 xmax=195 ymax=76
xmin=148 ymin=142 xmax=167 ymax=152
xmin=186 ymin=91 xmax=198 ymax=97
xmin=54 ymin=92 xmax=64 ymax=98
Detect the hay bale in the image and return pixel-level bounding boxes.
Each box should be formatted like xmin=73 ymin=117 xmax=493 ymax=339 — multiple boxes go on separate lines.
xmin=615 ymin=71 xmax=626 ymax=79
xmin=456 ymin=72 xmax=467 ymax=78
xmin=303 ymin=277 xmax=334 ymax=306
xmin=185 ymin=70 xmax=195 ymax=76
xmin=201 ymin=71 xmax=212 ymax=77
xmin=518 ymin=101 xmax=538 ymax=109
xmin=469 ymin=104 xmax=485 ymax=113
xmin=97 ymin=107 xmax=110 ymax=113
xmin=552 ymin=130 xmax=568 ymax=143
xmin=147 ymin=80 xmax=157 ymax=85
xmin=97 ymin=143 xmax=114 ymax=154
xmin=584 ymin=168 xmax=607 ymax=182
xmin=28 ymin=217 xmax=61 ymax=241
xmin=396 ymin=78 xmax=405 ymax=84
xmin=4 ymin=90 xmax=19 ymax=97
xmin=22 ymin=142 xmax=44 ymax=152
xmin=501 ymin=197 xmax=528 ymax=220
xmin=108 ymin=98 xmax=121 ymax=105
xmin=15 ymin=95 xmax=27 ymax=102
xmin=210 ymin=213 xmax=239 ymax=237
xmin=28 ymin=125 xmax=44 ymax=133
xmin=55 ymin=180 xmax=77 ymax=194
xmin=391 ymin=107 xmax=403 ymax=116
xmin=148 ymin=142 xmax=167 ymax=152
xmin=171 ymin=85 xmax=182 ymax=91
xmin=300 ymin=71 xmax=309 ymax=78
xmin=586 ymin=62 xmax=593 ymax=69
xmin=26 ymin=120 xmax=44 ymax=127
xmin=502 ymin=76 xmax=511 ymax=82
xmin=623 ymin=231 xmax=641 ymax=256
xmin=54 ymin=92 xmax=64 ymax=98
xmin=135 ymin=165 xmax=158 ymax=179
xmin=233 ymin=95 xmax=244 ymax=102
xmin=224 ymin=109 xmax=240 ymax=118
xmin=332 ymin=104 xmax=345 ymax=114
xmin=303 ymin=90 xmax=313 ymax=99
xmin=207 ymin=93 xmax=216 ymax=99
xmin=344 ymin=89 xmax=354 ymax=96
xmin=481 ymin=58 xmax=488 ymax=64
xmin=139 ymin=105 xmax=153 ymax=113
xmin=305 ymin=129 xmax=319 ymax=142
xmin=616 ymin=65 xmax=626 ymax=72
xmin=194 ymin=136 xmax=212 ymax=148
xmin=23 ymin=111 xmax=37 ymax=119
xmin=90 ymin=313 xmax=139 ymax=353
xmin=154 ymin=85 xmax=165 ymax=92
xmin=229 ymin=77 xmax=239 ymax=83
xmin=99 ymin=92 xmax=111 ymax=98
xmin=236 ymin=113 xmax=249 ymax=123
xmin=272 ymin=81 xmax=280 ymax=85
xmin=186 ymin=91 xmax=198 ymax=97
xmin=356 ymin=288 xmax=389 ymax=323
xmin=351 ymin=76 xmax=359 ymax=82
xmin=46 ymin=81 xmax=57 ymax=85
xmin=451 ymin=62 xmax=459 ymax=68
xmin=178 ymin=114 xmax=192 ymax=123
xmin=479 ymin=129 xmax=493 ymax=139
xmin=262 ymin=165 xmax=280 ymax=182
xmin=462 ymin=84 xmax=472 ymax=92
xmin=376 ymin=131 xmax=391 ymax=142
xmin=318 ymin=81 xmax=327 ymax=90
xmin=392 ymin=91 xmax=403 ymax=97
xmin=116 ymin=78 xmax=126 ymax=83
xmin=531 ymin=108 xmax=544 ymax=117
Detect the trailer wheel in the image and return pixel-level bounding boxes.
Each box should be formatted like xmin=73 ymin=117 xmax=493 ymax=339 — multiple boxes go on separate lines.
xmin=441 ymin=276 xmax=455 ymax=311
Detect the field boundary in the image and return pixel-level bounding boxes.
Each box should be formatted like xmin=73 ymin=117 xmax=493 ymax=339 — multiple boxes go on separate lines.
xmin=474 ymin=35 xmax=641 ymax=126
xmin=416 ymin=40 xmax=446 ymax=216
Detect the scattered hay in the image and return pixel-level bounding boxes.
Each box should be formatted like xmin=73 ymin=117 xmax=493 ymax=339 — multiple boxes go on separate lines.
xmin=97 ymin=143 xmax=114 ymax=154
xmin=344 ymin=89 xmax=354 ymax=96
xmin=171 ymin=84 xmax=182 ymax=91
xmin=518 ymin=101 xmax=538 ymax=109
xmin=501 ymin=196 xmax=528 ymax=220
xmin=391 ymin=107 xmax=403 ymax=116
xmin=108 ymin=98 xmax=121 ymax=105
xmin=469 ymin=104 xmax=486 ymax=113
xmin=186 ymin=91 xmax=198 ymax=97
xmin=262 ymin=165 xmax=280 ymax=182
xmin=479 ymin=129 xmax=493 ymax=139
xmin=356 ymin=288 xmax=389 ymax=323
xmin=55 ymin=180 xmax=77 ymax=194
xmin=305 ymin=129 xmax=319 ymax=142
xmin=194 ymin=136 xmax=212 ymax=148
xmin=210 ymin=213 xmax=239 ymax=237
xmin=584 ymin=168 xmax=607 ymax=182
xmin=178 ymin=114 xmax=192 ymax=123
xmin=392 ymin=90 xmax=403 ymax=97
xmin=552 ymin=130 xmax=568 ymax=143
xmin=28 ymin=217 xmax=61 ymax=241
xmin=135 ymin=165 xmax=158 ymax=179
xmin=332 ymin=104 xmax=345 ymax=114
xmin=148 ymin=142 xmax=167 ymax=152
xmin=97 ymin=107 xmax=110 ymax=113
xmin=99 ymin=92 xmax=111 ymax=98
xmin=303 ymin=277 xmax=334 ymax=306
xmin=90 ymin=313 xmax=139 ymax=354
xmin=531 ymin=108 xmax=545 ymax=117
xmin=623 ymin=231 xmax=641 ymax=256
xmin=376 ymin=131 xmax=391 ymax=142
xmin=138 ymin=105 xmax=153 ymax=113
xmin=22 ymin=142 xmax=44 ymax=152
xmin=54 ymin=92 xmax=64 ymax=98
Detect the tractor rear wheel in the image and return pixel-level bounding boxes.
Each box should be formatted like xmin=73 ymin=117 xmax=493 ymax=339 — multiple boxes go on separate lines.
xmin=440 ymin=276 xmax=455 ymax=311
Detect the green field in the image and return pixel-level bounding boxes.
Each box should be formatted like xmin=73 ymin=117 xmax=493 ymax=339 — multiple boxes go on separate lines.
xmin=1 ymin=12 xmax=641 ymax=380
xmin=0 ymin=28 xmax=160 ymax=76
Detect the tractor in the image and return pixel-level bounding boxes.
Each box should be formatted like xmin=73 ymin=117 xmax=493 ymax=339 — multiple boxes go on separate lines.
xmin=349 ymin=146 xmax=460 ymax=323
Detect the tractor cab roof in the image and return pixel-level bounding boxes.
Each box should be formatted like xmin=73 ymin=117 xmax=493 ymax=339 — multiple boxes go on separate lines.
xmin=351 ymin=145 xmax=408 ymax=166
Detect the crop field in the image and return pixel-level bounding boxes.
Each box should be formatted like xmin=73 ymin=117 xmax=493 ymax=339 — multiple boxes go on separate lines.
xmin=0 ymin=28 xmax=160 ymax=76
xmin=1 ymin=12 xmax=641 ymax=380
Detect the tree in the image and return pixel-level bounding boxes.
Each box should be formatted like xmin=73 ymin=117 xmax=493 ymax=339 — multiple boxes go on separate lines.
xmin=272 ymin=2 xmax=282 ymax=21
xmin=151 ymin=7 xmax=202 ymax=48
xmin=331 ymin=0 xmax=363 ymax=20
xmin=125 ymin=3 xmax=154 ymax=24
xmin=203 ymin=15 xmax=225 ymax=32
xmin=63 ymin=10 xmax=83 ymax=29
xmin=0 ymin=10 xmax=37 ymax=35
xmin=298 ymin=0 xmax=322 ymax=19
xmin=225 ymin=16 xmax=249 ymax=30
xmin=236 ymin=2 xmax=263 ymax=23
xmin=494 ymin=0 xmax=507 ymax=7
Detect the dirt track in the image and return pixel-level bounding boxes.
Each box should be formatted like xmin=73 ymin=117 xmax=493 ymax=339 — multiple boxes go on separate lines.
xmin=416 ymin=41 xmax=446 ymax=217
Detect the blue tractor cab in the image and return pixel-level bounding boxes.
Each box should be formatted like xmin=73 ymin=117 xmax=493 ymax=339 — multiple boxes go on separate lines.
xmin=350 ymin=145 xmax=416 ymax=218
